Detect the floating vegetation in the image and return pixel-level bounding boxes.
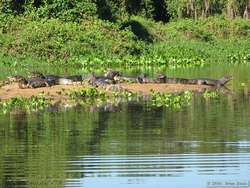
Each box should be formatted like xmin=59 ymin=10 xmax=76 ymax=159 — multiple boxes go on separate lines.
xmin=150 ymin=91 xmax=193 ymax=109
xmin=167 ymin=57 xmax=205 ymax=69
xmin=112 ymin=90 xmax=140 ymax=98
xmin=79 ymin=56 xmax=206 ymax=70
xmin=202 ymin=90 xmax=220 ymax=99
xmin=240 ymin=83 xmax=246 ymax=87
xmin=0 ymin=86 xmax=227 ymax=114
xmin=66 ymin=88 xmax=106 ymax=100
xmin=0 ymin=93 xmax=51 ymax=114
xmin=228 ymin=53 xmax=250 ymax=64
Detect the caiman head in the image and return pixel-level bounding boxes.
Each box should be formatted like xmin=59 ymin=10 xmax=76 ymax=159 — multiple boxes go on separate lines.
xmin=86 ymin=72 xmax=97 ymax=85
xmin=7 ymin=75 xmax=25 ymax=82
xmin=29 ymin=71 xmax=46 ymax=79
xmin=104 ymin=69 xmax=121 ymax=80
xmin=220 ymin=75 xmax=233 ymax=85
xmin=7 ymin=75 xmax=29 ymax=89
xmin=156 ymin=73 xmax=167 ymax=83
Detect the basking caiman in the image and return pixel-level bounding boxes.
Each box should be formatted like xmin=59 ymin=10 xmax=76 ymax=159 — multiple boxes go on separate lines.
xmin=114 ymin=73 xmax=154 ymax=84
xmin=8 ymin=75 xmax=51 ymax=89
xmin=156 ymin=74 xmax=233 ymax=87
xmin=30 ymin=71 xmax=82 ymax=85
xmin=87 ymin=72 xmax=125 ymax=92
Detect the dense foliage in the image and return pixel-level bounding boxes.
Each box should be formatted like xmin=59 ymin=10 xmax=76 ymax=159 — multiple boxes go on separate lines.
xmin=1 ymin=0 xmax=249 ymax=21
xmin=0 ymin=0 xmax=249 ymax=66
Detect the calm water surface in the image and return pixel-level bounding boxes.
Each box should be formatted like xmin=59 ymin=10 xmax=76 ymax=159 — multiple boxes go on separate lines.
xmin=0 ymin=64 xmax=250 ymax=188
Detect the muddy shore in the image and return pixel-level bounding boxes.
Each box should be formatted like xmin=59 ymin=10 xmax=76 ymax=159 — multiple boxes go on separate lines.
xmin=0 ymin=83 xmax=213 ymax=100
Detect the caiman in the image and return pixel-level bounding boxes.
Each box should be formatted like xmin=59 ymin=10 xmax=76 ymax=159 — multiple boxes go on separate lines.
xmin=198 ymin=76 xmax=233 ymax=87
xmin=65 ymin=75 xmax=83 ymax=82
xmin=114 ymin=73 xmax=152 ymax=84
xmin=87 ymin=73 xmax=114 ymax=87
xmin=156 ymin=74 xmax=233 ymax=87
xmin=104 ymin=70 xmax=121 ymax=80
xmin=113 ymin=75 xmax=139 ymax=83
xmin=8 ymin=75 xmax=51 ymax=89
xmin=87 ymin=72 xmax=125 ymax=92
xmin=30 ymin=71 xmax=79 ymax=85
xmin=0 ymin=75 xmax=23 ymax=87
xmin=137 ymin=74 xmax=155 ymax=84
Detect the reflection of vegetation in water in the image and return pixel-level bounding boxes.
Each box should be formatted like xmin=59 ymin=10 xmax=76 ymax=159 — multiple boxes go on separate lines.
xmin=1 ymin=90 xmax=250 ymax=186
xmin=0 ymin=87 xmax=235 ymax=114
xmin=0 ymin=89 xmax=197 ymax=114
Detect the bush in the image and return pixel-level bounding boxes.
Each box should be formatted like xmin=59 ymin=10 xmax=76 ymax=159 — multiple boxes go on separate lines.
xmin=166 ymin=16 xmax=250 ymax=40
xmin=0 ymin=0 xmax=97 ymax=22
xmin=0 ymin=17 xmax=146 ymax=60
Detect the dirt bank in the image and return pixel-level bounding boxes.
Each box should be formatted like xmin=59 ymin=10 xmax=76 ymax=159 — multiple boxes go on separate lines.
xmin=0 ymin=83 xmax=213 ymax=100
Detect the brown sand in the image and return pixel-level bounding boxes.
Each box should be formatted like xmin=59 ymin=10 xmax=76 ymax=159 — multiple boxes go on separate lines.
xmin=122 ymin=83 xmax=211 ymax=95
xmin=0 ymin=83 xmax=212 ymax=100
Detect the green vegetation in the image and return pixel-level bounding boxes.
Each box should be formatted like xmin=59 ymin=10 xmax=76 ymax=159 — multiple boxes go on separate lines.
xmin=0 ymin=88 xmax=224 ymax=113
xmin=0 ymin=1 xmax=249 ymax=112
xmin=0 ymin=93 xmax=50 ymax=113
xmin=0 ymin=1 xmax=250 ymax=70
xmin=150 ymin=91 xmax=193 ymax=109
xmin=202 ymin=90 xmax=220 ymax=98
xmin=66 ymin=88 xmax=107 ymax=99
xmin=0 ymin=16 xmax=250 ymax=74
xmin=1 ymin=0 xmax=249 ymax=21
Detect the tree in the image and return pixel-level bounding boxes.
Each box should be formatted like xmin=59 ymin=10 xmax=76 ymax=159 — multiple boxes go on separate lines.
xmin=125 ymin=0 xmax=142 ymax=17
xmin=151 ymin=0 xmax=170 ymax=22
xmin=243 ymin=0 xmax=250 ymax=19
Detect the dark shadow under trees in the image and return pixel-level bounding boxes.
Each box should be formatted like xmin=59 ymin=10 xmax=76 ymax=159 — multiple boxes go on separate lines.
xmin=120 ymin=20 xmax=153 ymax=43
xmin=151 ymin=0 xmax=170 ymax=23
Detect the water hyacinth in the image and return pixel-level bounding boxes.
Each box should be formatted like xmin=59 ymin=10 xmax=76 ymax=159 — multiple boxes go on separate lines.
xmin=228 ymin=53 xmax=250 ymax=64
xmin=0 ymin=93 xmax=51 ymax=114
xmin=150 ymin=91 xmax=193 ymax=109
xmin=67 ymin=88 xmax=107 ymax=99
xmin=203 ymin=90 xmax=220 ymax=99
xmin=77 ymin=56 xmax=206 ymax=70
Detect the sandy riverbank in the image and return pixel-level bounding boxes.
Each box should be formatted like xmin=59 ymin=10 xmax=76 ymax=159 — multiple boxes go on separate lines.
xmin=0 ymin=82 xmax=214 ymax=100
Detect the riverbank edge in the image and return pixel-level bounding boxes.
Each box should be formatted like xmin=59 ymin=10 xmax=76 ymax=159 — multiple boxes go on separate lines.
xmin=0 ymin=82 xmax=214 ymax=101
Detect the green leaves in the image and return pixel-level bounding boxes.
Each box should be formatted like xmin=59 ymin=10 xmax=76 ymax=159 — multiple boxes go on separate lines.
xmin=228 ymin=53 xmax=250 ymax=64
xmin=203 ymin=90 xmax=219 ymax=99
xmin=0 ymin=93 xmax=50 ymax=114
xmin=150 ymin=91 xmax=193 ymax=109
xmin=67 ymin=88 xmax=107 ymax=99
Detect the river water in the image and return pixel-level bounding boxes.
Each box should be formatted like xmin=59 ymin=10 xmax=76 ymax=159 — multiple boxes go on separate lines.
xmin=0 ymin=64 xmax=250 ymax=188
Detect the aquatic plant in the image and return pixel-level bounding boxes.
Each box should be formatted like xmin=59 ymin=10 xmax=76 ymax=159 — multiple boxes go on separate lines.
xmin=150 ymin=91 xmax=193 ymax=109
xmin=240 ymin=83 xmax=246 ymax=87
xmin=66 ymin=88 xmax=106 ymax=100
xmin=78 ymin=55 xmax=206 ymax=70
xmin=0 ymin=93 xmax=51 ymax=113
xmin=228 ymin=53 xmax=250 ymax=64
xmin=203 ymin=90 xmax=219 ymax=99
xmin=112 ymin=90 xmax=140 ymax=98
